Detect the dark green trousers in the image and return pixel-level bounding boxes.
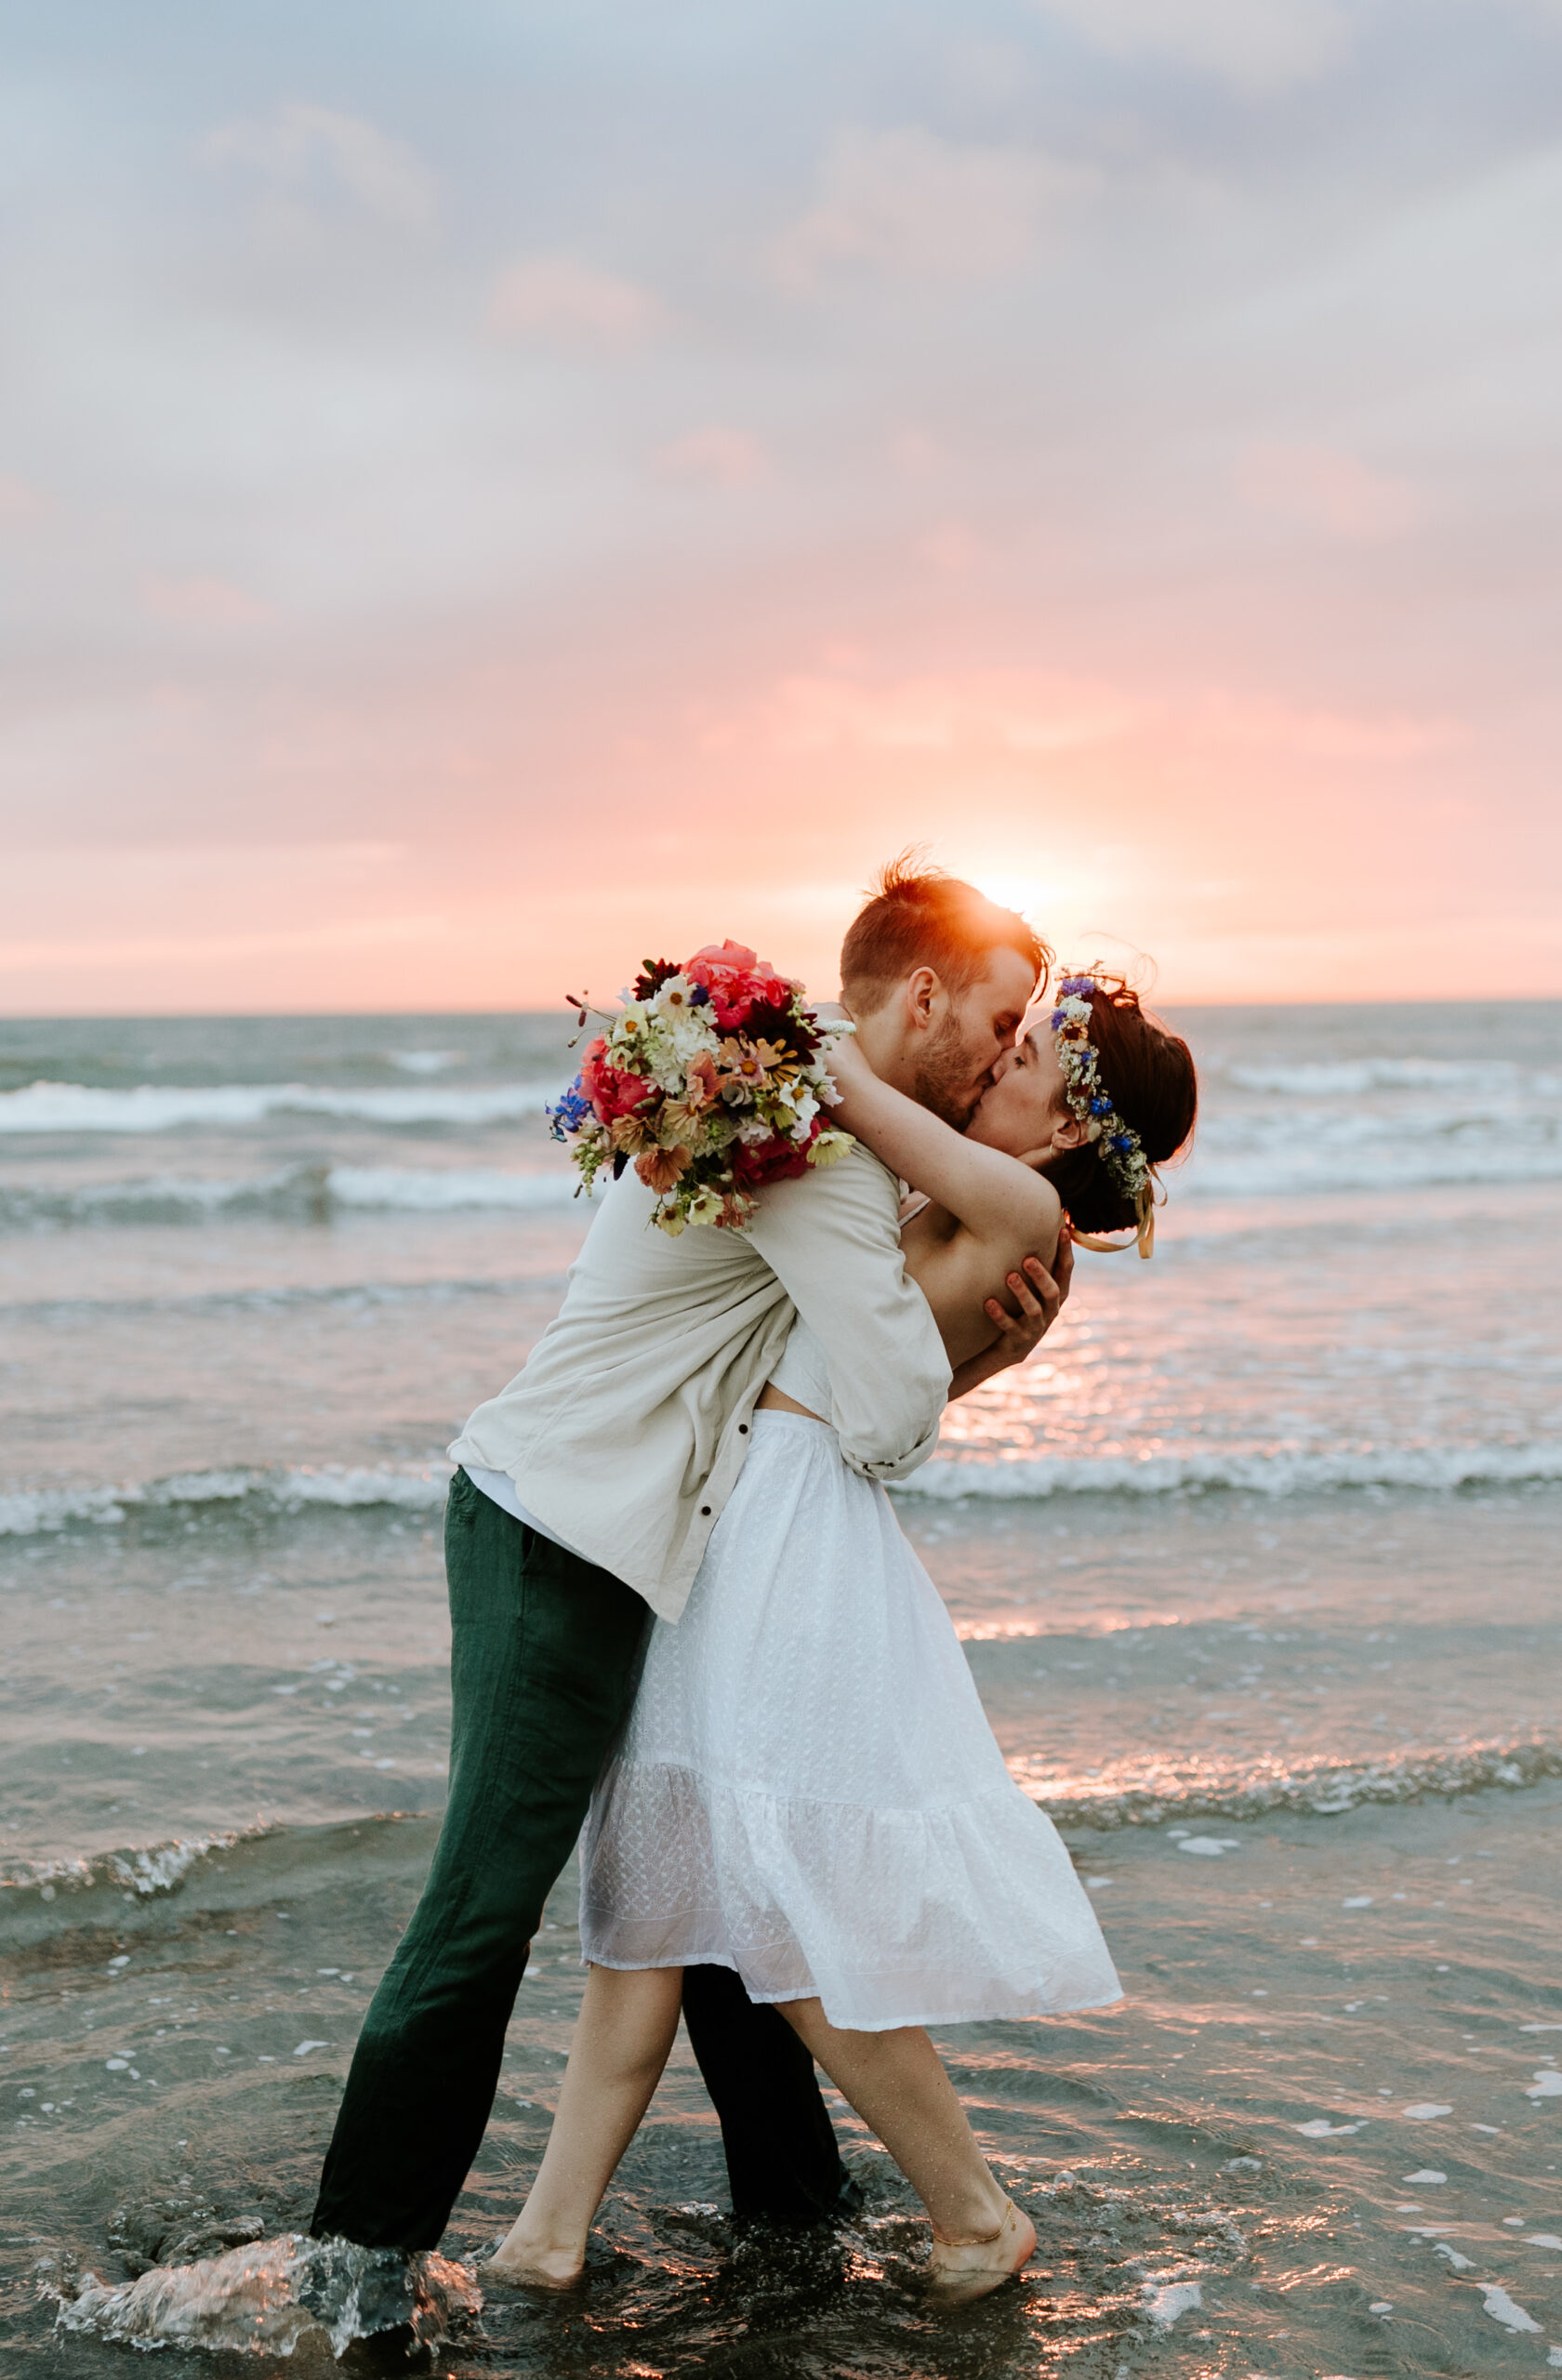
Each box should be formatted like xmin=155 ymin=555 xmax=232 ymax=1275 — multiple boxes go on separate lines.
xmin=311 ymin=1470 xmax=849 ymax=2250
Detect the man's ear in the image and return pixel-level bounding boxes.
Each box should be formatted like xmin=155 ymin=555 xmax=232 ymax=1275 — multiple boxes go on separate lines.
xmin=904 ymin=965 xmax=942 ymax=1030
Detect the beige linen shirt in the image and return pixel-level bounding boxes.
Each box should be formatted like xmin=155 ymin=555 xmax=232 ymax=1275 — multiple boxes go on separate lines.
xmin=447 ymin=1143 xmax=950 ymax=1620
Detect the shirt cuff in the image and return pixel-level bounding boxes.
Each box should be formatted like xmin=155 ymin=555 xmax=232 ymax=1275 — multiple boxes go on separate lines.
xmin=840 ymin=1416 xmax=942 ymax=1484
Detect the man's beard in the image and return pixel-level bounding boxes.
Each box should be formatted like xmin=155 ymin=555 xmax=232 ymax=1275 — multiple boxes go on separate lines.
xmin=912 ymin=1015 xmax=985 ymax=1129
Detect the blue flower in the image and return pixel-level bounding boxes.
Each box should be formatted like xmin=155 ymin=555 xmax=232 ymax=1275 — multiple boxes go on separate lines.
xmin=546 ymin=1078 xmax=592 ymax=1141
xmin=688 ymin=983 xmax=710 ymax=1006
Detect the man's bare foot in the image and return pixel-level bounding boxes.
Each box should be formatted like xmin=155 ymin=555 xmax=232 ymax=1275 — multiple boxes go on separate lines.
xmin=486 ymin=2225 xmax=584 ymax=2289
xmin=927 ymin=2198 xmax=1036 ymax=2300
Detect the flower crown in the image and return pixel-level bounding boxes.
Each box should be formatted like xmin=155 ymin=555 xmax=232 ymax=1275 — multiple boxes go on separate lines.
xmin=1050 ymin=972 xmax=1157 ymax=1258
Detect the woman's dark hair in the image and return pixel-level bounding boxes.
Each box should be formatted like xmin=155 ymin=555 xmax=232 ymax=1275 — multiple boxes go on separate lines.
xmin=1038 ymin=976 xmax=1198 ymax=1236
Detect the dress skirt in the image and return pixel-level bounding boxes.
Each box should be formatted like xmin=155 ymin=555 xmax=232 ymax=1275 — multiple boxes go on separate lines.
xmin=579 ymin=1410 xmax=1123 ymax=2033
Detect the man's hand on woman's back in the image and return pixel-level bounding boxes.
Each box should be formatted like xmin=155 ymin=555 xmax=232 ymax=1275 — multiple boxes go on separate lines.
xmin=947 ymin=1233 xmax=1073 ymax=1402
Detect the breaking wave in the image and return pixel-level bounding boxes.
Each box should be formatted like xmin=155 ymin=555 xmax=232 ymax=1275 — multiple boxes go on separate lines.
xmin=897 ymin=1440 xmax=1562 ymax=1500
xmin=1014 ymin=1733 xmax=1562 ymax=1830
xmin=0 ymin=1078 xmax=560 ymax=1133
xmin=1221 ymin=1055 xmax=1559 ymax=1098
xmin=10 ymin=1728 xmax=1560 ymax=1922
xmin=6 ymin=1439 xmax=1560 ymax=1540
xmin=0 ymin=1464 xmax=453 ymax=1537
xmin=2 ymin=1827 xmax=268 ymax=1901
xmin=1180 ymin=1101 xmax=1562 ymax=1199
xmin=0 ymin=1161 xmax=582 ymax=1229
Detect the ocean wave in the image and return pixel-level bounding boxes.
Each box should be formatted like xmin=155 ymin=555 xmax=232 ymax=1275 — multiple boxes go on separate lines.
xmin=6 ymin=1439 xmax=1561 ymax=1540
xmin=0 ymin=1078 xmax=561 ymax=1133
xmin=327 ymin=1165 xmax=581 ymax=1212
xmin=0 ymin=1161 xmax=583 ymax=1229
xmin=896 ymin=1440 xmax=1562 ymax=1499
xmin=1179 ymin=1097 xmax=1561 ymax=1200
xmin=1014 ymin=1734 xmax=1562 ymax=1829
xmin=8 ymin=1735 xmax=1558 ymax=1924
xmin=1184 ymin=1144 xmax=1562 ymax=1199
xmin=0 ymin=1465 xmax=452 ymax=1536
xmin=1223 ymin=1056 xmax=1560 ymax=1098
xmin=1 ymin=1827 xmax=264 ymax=1899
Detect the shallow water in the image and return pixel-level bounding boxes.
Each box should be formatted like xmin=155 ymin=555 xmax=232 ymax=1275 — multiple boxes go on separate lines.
xmin=3 ymin=1001 xmax=1560 ymax=2373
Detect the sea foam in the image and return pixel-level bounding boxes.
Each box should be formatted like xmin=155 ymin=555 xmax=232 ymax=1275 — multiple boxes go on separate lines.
xmin=6 ymin=1439 xmax=1561 ymax=1539
xmin=0 ymin=1161 xmax=581 ymax=1229
xmin=0 ymin=1079 xmax=559 ymax=1133
xmin=895 ymin=1441 xmax=1562 ymax=1499
xmin=1011 ymin=1733 xmax=1562 ymax=1829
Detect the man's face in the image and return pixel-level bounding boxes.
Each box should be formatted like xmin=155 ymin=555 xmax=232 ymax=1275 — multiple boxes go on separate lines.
xmin=913 ymin=948 xmax=1037 ymax=1127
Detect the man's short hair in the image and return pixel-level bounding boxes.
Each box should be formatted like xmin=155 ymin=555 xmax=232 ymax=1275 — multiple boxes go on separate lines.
xmin=840 ymin=853 xmax=1051 ymax=1010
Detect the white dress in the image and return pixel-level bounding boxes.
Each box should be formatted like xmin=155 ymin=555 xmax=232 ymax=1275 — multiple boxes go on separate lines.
xmin=578 ymin=1321 xmax=1123 ymax=2032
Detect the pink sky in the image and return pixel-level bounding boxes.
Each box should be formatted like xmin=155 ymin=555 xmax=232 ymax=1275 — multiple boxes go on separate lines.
xmin=3 ymin=5 xmax=1559 ymax=1012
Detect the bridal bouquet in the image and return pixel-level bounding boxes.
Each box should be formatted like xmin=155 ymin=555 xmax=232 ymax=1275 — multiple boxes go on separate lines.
xmin=547 ymin=942 xmax=855 ymax=1234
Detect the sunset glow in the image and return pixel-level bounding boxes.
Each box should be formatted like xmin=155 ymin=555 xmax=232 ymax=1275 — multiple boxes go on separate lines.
xmin=4 ymin=4 xmax=1559 ymax=1012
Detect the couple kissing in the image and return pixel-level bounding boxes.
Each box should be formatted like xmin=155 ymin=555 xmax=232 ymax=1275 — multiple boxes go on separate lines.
xmin=310 ymin=856 xmax=1198 ymax=2296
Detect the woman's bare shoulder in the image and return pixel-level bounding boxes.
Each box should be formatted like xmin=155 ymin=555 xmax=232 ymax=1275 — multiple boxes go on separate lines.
xmin=906 ymin=1155 xmax=1060 ymax=1274
xmin=983 ymin=1154 xmax=1062 ymax=1252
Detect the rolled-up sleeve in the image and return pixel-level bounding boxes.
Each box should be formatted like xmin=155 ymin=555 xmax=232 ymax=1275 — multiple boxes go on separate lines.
xmin=749 ymin=1144 xmax=950 ymax=1480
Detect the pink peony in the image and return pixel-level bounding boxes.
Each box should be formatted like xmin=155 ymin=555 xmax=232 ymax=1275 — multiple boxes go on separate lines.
xmin=579 ymin=1036 xmax=654 ymax=1123
xmin=685 ymin=942 xmax=799 ymax=1032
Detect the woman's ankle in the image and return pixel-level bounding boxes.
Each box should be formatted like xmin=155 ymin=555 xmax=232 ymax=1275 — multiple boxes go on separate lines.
xmin=928 ymin=2199 xmax=1036 ymax=2295
xmin=489 ymin=2209 xmax=589 ymax=2282
xmin=929 ymin=2178 xmax=1011 ymax=2245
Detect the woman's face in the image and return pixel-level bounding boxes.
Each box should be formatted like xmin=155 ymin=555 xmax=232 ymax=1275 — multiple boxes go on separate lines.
xmin=965 ymin=1025 xmax=1070 ymax=1158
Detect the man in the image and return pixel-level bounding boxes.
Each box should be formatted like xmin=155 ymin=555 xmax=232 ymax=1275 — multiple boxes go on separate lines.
xmin=311 ymin=861 xmax=1070 ymax=2250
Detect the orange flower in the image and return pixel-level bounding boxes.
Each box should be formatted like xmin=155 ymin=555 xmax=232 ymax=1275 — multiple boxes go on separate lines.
xmin=682 ymin=1051 xmax=721 ymax=1114
xmin=719 ymin=1037 xmax=784 ymax=1091
xmin=635 ymin=1144 xmax=693 ymax=1193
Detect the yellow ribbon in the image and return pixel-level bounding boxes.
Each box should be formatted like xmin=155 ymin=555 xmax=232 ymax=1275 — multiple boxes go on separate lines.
xmin=1069 ymin=1183 xmax=1157 ymax=1260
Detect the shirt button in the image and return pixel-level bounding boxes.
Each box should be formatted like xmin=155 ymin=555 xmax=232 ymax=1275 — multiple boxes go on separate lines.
xmin=700 ymin=1505 xmax=711 ymax=1516
xmin=738 ymin=1423 xmax=748 ymax=1435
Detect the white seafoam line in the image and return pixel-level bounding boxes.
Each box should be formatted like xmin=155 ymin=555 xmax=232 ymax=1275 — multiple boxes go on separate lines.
xmin=5 ymin=1440 xmax=1562 ymax=1537
xmin=892 ymin=1442 xmax=1562 ymax=1498
xmin=1010 ymin=1735 xmax=1562 ymax=1827
xmin=8 ymin=1730 xmax=1561 ymax=1899
xmin=0 ymin=1080 xmax=563 ymax=1132
xmin=0 ymin=1162 xmax=586 ymax=1228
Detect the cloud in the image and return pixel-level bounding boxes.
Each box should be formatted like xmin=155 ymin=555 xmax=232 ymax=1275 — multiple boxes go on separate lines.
xmin=140 ymin=575 xmax=271 ymax=629
xmin=1235 ymin=441 xmax=1422 ymax=539
xmin=761 ymin=668 xmax=1135 ymax=753
xmin=487 ymin=255 xmax=664 ymax=344
xmin=1030 ymin=0 xmax=1349 ymax=93
xmin=914 ymin=522 xmax=986 ymax=574
xmin=1195 ymin=692 xmax=1454 ymax=760
xmin=655 ymin=427 xmax=769 ymax=486
xmin=0 ymin=475 xmax=48 ymax=526
xmin=202 ymin=100 xmax=438 ymax=229
xmin=776 ymin=126 xmax=1095 ymax=284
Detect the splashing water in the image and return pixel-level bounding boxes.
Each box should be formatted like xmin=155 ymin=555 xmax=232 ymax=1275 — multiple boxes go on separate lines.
xmin=53 ymin=2233 xmax=481 ymax=2358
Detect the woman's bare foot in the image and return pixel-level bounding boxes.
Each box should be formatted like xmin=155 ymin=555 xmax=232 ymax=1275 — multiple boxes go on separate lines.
xmin=486 ymin=2222 xmax=584 ymax=2290
xmin=927 ymin=2198 xmax=1037 ymax=2300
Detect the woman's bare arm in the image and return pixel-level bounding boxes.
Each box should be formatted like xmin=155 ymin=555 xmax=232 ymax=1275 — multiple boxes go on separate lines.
xmin=946 ymin=1249 xmax=1069 ymax=1399
xmin=827 ymin=1031 xmax=1061 ymax=1261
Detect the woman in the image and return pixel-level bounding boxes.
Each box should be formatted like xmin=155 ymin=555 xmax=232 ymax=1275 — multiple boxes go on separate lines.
xmin=492 ymin=973 xmax=1198 ymax=2294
